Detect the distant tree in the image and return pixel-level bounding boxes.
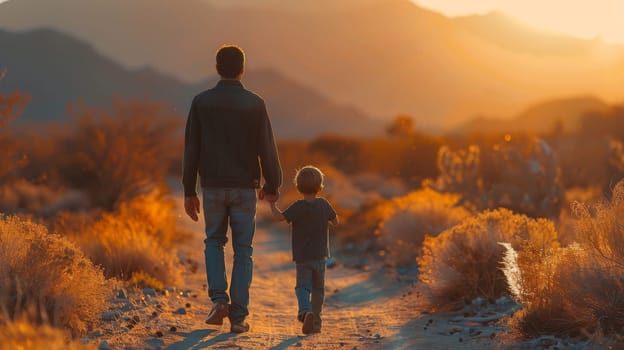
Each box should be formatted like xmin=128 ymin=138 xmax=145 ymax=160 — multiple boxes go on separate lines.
xmin=386 ymin=114 xmax=415 ymax=138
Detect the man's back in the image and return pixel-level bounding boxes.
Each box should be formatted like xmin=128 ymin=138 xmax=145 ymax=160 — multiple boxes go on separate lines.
xmin=182 ymin=79 xmax=281 ymax=197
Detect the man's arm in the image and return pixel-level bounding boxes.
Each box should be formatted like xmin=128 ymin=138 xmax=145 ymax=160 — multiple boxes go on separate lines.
xmin=182 ymin=97 xmax=201 ymax=221
xmin=269 ymin=201 xmax=286 ymax=222
xmin=257 ymin=101 xmax=282 ymax=198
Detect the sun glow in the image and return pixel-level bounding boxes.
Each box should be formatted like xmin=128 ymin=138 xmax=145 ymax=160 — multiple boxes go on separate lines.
xmin=413 ymin=0 xmax=624 ymax=45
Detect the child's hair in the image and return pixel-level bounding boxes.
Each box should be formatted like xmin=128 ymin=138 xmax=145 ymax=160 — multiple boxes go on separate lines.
xmin=294 ymin=165 xmax=325 ymax=194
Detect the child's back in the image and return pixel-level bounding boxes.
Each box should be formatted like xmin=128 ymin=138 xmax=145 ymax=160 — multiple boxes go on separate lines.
xmin=283 ymin=197 xmax=335 ymax=262
xmin=268 ymin=166 xmax=338 ymax=334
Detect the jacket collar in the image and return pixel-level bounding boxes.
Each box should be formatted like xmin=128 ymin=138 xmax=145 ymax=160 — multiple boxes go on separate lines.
xmin=216 ymin=79 xmax=244 ymax=88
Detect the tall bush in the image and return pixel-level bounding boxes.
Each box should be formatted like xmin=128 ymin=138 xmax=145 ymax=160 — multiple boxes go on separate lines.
xmin=60 ymin=101 xmax=181 ymax=210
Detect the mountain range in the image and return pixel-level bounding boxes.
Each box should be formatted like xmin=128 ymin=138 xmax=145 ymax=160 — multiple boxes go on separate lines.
xmin=453 ymin=96 xmax=611 ymax=135
xmin=0 ymin=28 xmax=381 ymax=139
xmin=1 ymin=0 xmax=622 ymax=130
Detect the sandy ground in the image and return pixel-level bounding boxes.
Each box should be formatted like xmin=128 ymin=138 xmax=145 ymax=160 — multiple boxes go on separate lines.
xmin=89 ymin=198 xmax=508 ymax=350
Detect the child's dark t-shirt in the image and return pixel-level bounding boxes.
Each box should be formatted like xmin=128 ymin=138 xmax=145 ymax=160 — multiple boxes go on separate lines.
xmin=282 ymin=197 xmax=337 ymax=262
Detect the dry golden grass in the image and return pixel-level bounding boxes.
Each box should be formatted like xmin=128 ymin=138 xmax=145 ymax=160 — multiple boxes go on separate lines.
xmin=0 ymin=215 xmax=107 ymax=336
xmin=378 ymin=189 xmax=471 ymax=266
xmin=418 ymin=208 xmax=558 ymax=308
xmin=56 ymin=189 xmax=184 ymax=287
xmin=0 ymin=320 xmax=94 ymax=350
xmin=503 ymin=180 xmax=624 ymax=339
xmin=571 ymin=180 xmax=624 ymax=268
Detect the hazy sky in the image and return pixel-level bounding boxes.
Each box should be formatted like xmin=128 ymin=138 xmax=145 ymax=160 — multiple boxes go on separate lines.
xmin=1 ymin=0 xmax=622 ymax=44
xmin=413 ymin=0 xmax=624 ymax=44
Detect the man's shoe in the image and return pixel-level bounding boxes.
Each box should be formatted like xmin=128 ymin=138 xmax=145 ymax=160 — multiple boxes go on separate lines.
xmin=312 ymin=314 xmax=322 ymax=333
xmin=230 ymin=321 xmax=250 ymax=334
xmin=205 ymin=302 xmax=229 ymax=325
xmin=302 ymin=312 xmax=315 ymax=334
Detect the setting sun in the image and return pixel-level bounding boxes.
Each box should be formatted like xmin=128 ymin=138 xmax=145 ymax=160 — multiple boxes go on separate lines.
xmin=414 ymin=0 xmax=624 ymax=44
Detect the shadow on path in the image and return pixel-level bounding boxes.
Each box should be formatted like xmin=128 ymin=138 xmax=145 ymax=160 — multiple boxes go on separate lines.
xmin=326 ymin=271 xmax=407 ymax=305
xmin=165 ymin=329 xmax=225 ymax=350
xmin=269 ymin=336 xmax=303 ymax=350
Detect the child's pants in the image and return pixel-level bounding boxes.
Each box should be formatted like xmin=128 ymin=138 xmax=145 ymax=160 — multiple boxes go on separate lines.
xmin=295 ymin=259 xmax=326 ymax=329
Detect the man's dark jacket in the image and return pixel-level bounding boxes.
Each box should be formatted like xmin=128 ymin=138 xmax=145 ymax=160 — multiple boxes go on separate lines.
xmin=183 ymin=79 xmax=282 ymax=197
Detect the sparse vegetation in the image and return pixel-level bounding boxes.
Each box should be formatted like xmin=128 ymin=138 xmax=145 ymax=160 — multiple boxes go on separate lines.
xmin=377 ymin=189 xmax=472 ymax=266
xmin=0 ymin=99 xmax=186 ymax=289
xmin=428 ymin=138 xmax=564 ymax=219
xmin=55 ymin=188 xmax=184 ymax=286
xmin=502 ymin=180 xmax=624 ymax=339
xmin=418 ymin=209 xmax=558 ymax=308
xmin=0 ymin=215 xmax=107 ymax=336
xmin=0 ymin=68 xmax=30 ymax=181
xmin=60 ymin=101 xmax=182 ymax=210
xmin=309 ymin=131 xmax=441 ymax=187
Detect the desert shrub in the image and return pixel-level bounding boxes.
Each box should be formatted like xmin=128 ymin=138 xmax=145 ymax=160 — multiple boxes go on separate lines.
xmin=572 ymin=180 xmax=624 ymax=267
xmin=0 ymin=215 xmax=107 ymax=335
xmin=504 ymin=243 xmax=624 ymax=339
xmin=0 ymin=69 xmax=30 ymax=180
xmin=378 ymin=189 xmax=471 ymax=266
xmin=418 ymin=208 xmax=558 ymax=308
xmin=56 ymin=188 xmax=183 ymax=286
xmin=502 ymin=242 xmax=587 ymax=337
xmin=502 ymin=180 xmax=624 ymax=339
xmin=309 ymin=133 xmax=441 ymax=187
xmin=0 ymin=320 xmax=94 ymax=350
xmin=557 ymin=187 xmax=603 ymax=245
xmin=429 ymin=138 xmax=564 ymax=219
xmin=338 ymin=198 xmax=389 ymax=248
xmin=351 ymin=172 xmax=406 ymax=198
xmin=60 ymin=100 xmax=182 ymax=210
xmin=0 ymin=179 xmax=90 ymax=217
xmin=551 ymin=106 xmax=624 ymax=191
xmin=112 ymin=188 xmax=180 ymax=247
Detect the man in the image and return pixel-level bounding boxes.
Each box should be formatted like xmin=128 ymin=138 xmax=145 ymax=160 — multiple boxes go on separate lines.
xmin=182 ymin=45 xmax=282 ymax=333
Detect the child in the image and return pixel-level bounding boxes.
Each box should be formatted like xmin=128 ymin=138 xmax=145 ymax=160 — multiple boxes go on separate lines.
xmin=269 ymin=165 xmax=338 ymax=334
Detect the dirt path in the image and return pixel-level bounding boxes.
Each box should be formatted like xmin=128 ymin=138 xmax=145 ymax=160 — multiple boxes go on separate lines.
xmin=93 ymin=199 xmax=505 ymax=350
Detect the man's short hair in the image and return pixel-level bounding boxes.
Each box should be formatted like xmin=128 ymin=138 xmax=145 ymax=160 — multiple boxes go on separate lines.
xmin=295 ymin=166 xmax=325 ymax=194
xmin=216 ymin=45 xmax=245 ymax=79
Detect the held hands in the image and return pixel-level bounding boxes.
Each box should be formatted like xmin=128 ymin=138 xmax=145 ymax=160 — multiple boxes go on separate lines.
xmin=258 ymin=189 xmax=280 ymax=203
xmin=184 ymin=195 xmax=200 ymax=222
xmin=185 ymin=190 xmax=278 ymax=222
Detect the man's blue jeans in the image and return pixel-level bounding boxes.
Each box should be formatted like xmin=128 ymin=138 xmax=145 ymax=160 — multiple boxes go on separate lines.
xmin=295 ymin=259 xmax=326 ymax=329
xmin=202 ymin=187 xmax=256 ymax=324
